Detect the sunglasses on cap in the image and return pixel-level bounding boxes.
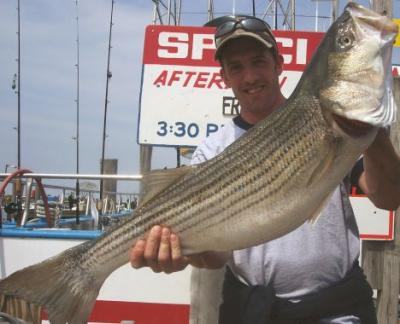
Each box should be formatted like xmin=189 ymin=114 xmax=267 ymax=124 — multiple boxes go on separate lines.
xmin=215 ymin=17 xmax=277 ymax=48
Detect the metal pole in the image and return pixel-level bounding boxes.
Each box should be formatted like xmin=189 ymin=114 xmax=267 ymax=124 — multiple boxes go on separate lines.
xmin=176 ymin=147 xmax=181 ymax=167
xmin=75 ymin=0 xmax=81 ymax=224
xmin=177 ymin=0 xmax=182 ymax=25
xmin=167 ymin=0 xmax=171 ymax=24
xmin=291 ymin=0 xmax=295 ymax=30
xmin=207 ymin=0 xmax=214 ymax=22
xmin=0 ymin=173 xmax=143 ymax=181
xmin=100 ymin=0 xmax=115 ymax=205
xmin=331 ymin=0 xmax=339 ymax=24
xmin=372 ymin=0 xmax=392 ymax=16
xmin=17 ymin=0 xmax=21 ymax=169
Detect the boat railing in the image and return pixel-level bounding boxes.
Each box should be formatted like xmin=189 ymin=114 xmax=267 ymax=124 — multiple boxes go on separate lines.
xmin=0 ymin=172 xmax=142 ymax=229
xmin=0 ymin=173 xmax=142 ymax=181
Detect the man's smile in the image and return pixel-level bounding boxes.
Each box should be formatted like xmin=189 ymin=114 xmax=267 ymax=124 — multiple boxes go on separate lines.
xmin=245 ymin=85 xmax=265 ymax=95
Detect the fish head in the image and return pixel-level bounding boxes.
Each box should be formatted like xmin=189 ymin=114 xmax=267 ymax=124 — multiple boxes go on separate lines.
xmin=317 ymin=2 xmax=398 ymax=130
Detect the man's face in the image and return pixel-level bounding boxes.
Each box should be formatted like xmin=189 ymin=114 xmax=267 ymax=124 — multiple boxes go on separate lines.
xmin=220 ymin=37 xmax=284 ymax=123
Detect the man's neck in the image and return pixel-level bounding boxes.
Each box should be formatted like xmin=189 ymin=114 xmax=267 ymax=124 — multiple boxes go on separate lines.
xmin=240 ymin=95 xmax=286 ymax=125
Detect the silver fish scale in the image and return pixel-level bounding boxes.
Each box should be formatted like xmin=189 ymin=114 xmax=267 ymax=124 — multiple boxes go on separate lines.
xmin=152 ymin=96 xmax=327 ymax=228
xmin=83 ymin=94 xmax=333 ymax=264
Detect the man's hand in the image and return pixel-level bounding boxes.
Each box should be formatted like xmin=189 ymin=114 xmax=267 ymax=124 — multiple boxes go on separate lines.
xmin=130 ymin=226 xmax=188 ymax=273
xmin=360 ymin=128 xmax=400 ymax=210
xmin=130 ymin=225 xmax=230 ymax=274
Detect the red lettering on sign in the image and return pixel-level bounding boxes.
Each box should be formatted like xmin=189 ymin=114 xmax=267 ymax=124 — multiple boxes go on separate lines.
xmin=207 ymin=72 xmax=226 ymax=89
xmin=153 ymin=70 xmax=168 ymax=86
xmin=193 ymin=72 xmax=209 ymax=88
xmin=168 ymin=70 xmax=183 ymax=86
xmin=183 ymin=71 xmax=196 ymax=87
xmin=279 ymin=76 xmax=288 ymax=88
xmin=143 ymin=25 xmax=324 ymax=71
xmin=152 ymin=69 xmax=227 ymax=89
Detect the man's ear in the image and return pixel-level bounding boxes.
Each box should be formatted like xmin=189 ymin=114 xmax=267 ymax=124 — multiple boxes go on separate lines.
xmin=220 ymin=67 xmax=231 ymax=88
xmin=275 ymin=54 xmax=284 ymax=76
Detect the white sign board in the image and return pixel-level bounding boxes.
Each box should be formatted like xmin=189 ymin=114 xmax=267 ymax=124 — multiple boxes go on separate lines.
xmin=138 ymin=25 xmax=324 ymax=147
xmin=351 ymin=194 xmax=394 ymax=240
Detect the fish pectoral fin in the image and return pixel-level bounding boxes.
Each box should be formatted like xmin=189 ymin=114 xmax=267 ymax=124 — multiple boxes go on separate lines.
xmin=308 ymin=190 xmax=334 ymax=225
xmin=306 ymin=138 xmax=338 ymax=187
xmin=139 ymin=166 xmax=193 ymax=207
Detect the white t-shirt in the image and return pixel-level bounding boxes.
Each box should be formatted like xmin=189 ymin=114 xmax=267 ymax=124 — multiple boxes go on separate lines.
xmin=191 ymin=118 xmax=362 ymax=323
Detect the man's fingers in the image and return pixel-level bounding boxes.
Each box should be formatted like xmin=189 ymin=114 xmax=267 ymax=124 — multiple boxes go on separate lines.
xmin=158 ymin=227 xmax=172 ymax=271
xmin=144 ymin=226 xmax=162 ymax=270
xmin=130 ymin=239 xmax=146 ymax=269
xmin=130 ymin=226 xmax=188 ymax=274
xmin=171 ymin=233 xmax=188 ymax=271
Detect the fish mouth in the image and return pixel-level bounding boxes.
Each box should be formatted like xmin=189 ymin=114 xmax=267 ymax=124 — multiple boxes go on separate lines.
xmin=324 ymin=2 xmax=398 ymax=128
xmin=332 ymin=113 xmax=374 ymax=137
xmin=345 ymin=2 xmax=399 ymax=39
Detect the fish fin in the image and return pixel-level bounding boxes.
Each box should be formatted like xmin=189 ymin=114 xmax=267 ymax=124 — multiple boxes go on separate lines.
xmin=0 ymin=296 xmax=41 ymax=324
xmin=308 ymin=191 xmax=334 ymax=225
xmin=139 ymin=166 xmax=193 ymax=207
xmin=0 ymin=242 xmax=103 ymax=324
xmin=306 ymin=139 xmax=338 ymax=187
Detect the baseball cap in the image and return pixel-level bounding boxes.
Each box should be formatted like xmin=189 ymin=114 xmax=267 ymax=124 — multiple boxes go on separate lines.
xmin=214 ymin=16 xmax=278 ymax=60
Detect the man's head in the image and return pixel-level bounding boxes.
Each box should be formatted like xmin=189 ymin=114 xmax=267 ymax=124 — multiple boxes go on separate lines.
xmin=214 ymin=16 xmax=279 ymax=62
xmin=213 ymin=16 xmax=285 ymax=124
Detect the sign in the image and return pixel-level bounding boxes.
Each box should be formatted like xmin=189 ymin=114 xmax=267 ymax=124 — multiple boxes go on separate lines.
xmin=138 ymin=25 xmax=324 ymax=146
xmin=351 ymin=194 xmax=394 ymax=240
xmin=393 ymin=19 xmax=400 ymax=47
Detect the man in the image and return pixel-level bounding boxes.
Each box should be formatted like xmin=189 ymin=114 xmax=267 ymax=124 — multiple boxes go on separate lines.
xmin=130 ymin=16 xmax=400 ymax=323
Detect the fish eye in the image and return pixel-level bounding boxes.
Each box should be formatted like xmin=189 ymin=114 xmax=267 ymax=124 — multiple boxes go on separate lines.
xmin=337 ymin=33 xmax=354 ymax=50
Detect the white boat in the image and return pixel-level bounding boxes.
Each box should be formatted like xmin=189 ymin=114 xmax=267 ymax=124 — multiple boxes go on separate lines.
xmin=0 ymin=228 xmax=192 ymax=324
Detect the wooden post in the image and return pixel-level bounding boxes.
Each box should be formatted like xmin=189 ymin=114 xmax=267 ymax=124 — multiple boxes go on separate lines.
xmin=362 ymin=77 xmax=400 ymax=323
xmin=101 ymin=159 xmax=118 ymax=202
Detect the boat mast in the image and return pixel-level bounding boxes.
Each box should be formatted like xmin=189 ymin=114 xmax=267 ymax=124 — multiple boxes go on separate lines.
xmin=100 ymin=0 xmax=115 ymax=206
xmin=75 ymin=0 xmax=81 ymax=224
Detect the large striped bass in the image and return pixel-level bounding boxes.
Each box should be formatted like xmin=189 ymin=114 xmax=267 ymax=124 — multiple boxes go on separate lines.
xmin=0 ymin=3 xmax=398 ymax=323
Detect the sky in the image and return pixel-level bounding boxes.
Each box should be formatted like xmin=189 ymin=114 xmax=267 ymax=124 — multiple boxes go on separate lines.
xmin=0 ymin=0 xmax=399 ymax=195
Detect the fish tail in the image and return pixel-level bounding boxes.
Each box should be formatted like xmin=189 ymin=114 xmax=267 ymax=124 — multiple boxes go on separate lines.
xmin=0 ymin=244 xmax=105 ymax=324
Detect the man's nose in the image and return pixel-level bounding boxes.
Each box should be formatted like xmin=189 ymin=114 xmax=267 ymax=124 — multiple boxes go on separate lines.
xmin=242 ymin=66 xmax=259 ymax=84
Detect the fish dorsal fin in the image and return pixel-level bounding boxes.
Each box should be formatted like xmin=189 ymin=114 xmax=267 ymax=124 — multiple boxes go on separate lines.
xmin=139 ymin=166 xmax=193 ymax=207
xmin=308 ymin=190 xmax=334 ymax=225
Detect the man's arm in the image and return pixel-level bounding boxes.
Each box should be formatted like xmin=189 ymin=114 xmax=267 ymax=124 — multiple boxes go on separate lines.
xmin=358 ymin=128 xmax=400 ymax=210
xmin=130 ymin=225 xmax=230 ymax=273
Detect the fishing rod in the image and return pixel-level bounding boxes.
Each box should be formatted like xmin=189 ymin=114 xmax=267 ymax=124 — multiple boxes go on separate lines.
xmin=16 ymin=0 xmax=21 ymax=169
xmin=100 ymin=0 xmax=115 ymax=213
xmin=75 ymin=0 xmax=81 ymax=224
